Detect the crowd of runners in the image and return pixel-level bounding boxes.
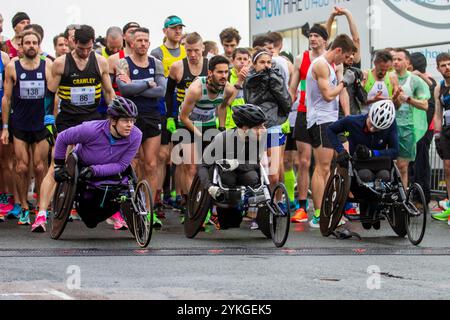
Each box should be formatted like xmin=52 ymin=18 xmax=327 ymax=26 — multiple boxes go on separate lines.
xmin=0 ymin=6 xmax=449 ymax=235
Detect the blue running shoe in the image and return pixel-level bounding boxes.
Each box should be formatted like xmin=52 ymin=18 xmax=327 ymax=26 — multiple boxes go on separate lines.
xmin=7 ymin=204 xmax=21 ymax=219
xmin=18 ymin=209 xmax=31 ymax=225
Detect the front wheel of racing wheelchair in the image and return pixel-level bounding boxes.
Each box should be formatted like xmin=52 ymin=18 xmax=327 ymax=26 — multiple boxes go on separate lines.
xmin=184 ymin=162 xmax=291 ymax=248
xmin=49 ymin=153 xmax=154 ymax=248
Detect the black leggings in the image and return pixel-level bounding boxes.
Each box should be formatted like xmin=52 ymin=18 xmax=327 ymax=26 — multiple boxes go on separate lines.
xmin=76 ymin=186 xmax=121 ymax=229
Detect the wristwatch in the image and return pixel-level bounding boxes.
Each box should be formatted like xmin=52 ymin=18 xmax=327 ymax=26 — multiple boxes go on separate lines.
xmin=2 ymin=124 xmax=8 ymax=129
xmin=406 ymin=96 xmax=412 ymax=104
xmin=234 ymin=83 xmax=243 ymax=90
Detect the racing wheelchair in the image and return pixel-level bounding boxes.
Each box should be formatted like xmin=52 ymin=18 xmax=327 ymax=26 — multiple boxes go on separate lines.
xmin=48 ymin=153 xmax=154 ymax=248
xmin=320 ymin=157 xmax=427 ymax=246
xmin=184 ymin=160 xmax=291 ymax=248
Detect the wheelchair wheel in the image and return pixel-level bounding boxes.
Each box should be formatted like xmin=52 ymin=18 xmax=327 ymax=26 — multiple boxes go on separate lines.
xmin=404 ymin=183 xmax=427 ymax=246
xmin=184 ymin=175 xmax=212 ymax=239
xmin=256 ymin=207 xmax=271 ymax=239
xmin=389 ymin=206 xmax=407 ymax=238
xmin=269 ymin=183 xmax=291 ymax=248
xmin=320 ymin=169 xmax=349 ymax=237
xmin=133 ymin=180 xmax=154 ymax=248
xmin=49 ymin=154 xmax=78 ymax=240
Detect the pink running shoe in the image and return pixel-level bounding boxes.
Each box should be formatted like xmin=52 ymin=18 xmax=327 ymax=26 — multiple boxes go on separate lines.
xmin=0 ymin=203 xmax=14 ymax=214
xmin=109 ymin=212 xmax=128 ymax=230
xmin=31 ymin=215 xmax=47 ymax=233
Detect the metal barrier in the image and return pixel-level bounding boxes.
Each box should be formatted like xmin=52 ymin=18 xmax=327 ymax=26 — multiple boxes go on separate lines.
xmin=430 ymin=137 xmax=447 ymax=197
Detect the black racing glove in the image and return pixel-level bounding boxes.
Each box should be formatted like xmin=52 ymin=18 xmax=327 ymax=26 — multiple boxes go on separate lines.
xmin=355 ymin=145 xmax=372 ymax=160
xmin=54 ymin=164 xmax=71 ymax=183
xmin=336 ymin=150 xmax=350 ymax=168
xmin=79 ymin=167 xmax=95 ymax=180
xmin=435 ymin=133 xmax=444 ymax=159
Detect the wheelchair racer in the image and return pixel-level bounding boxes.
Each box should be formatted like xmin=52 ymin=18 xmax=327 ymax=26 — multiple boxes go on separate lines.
xmin=198 ymin=104 xmax=267 ymax=229
xmin=327 ymin=100 xmax=399 ymax=182
xmin=32 ymin=97 xmax=142 ymax=232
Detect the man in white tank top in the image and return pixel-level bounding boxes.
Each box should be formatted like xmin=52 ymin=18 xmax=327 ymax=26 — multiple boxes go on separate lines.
xmin=305 ymin=34 xmax=357 ymax=228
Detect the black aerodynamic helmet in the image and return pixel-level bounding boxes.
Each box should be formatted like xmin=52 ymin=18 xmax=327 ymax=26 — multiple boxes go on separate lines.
xmin=107 ymin=96 xmax=138 ymax=119
xmin=232 ymin=104 xmax=267 ymax=128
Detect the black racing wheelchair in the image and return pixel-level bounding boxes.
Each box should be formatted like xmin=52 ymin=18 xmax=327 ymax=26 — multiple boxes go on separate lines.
xmin=320 ymin=157 xmax=427 ymax=246
xmin=48 ymin=153 xmax=154 ymax=248
xmin=184 ymin=160 xmax=291 ymax=248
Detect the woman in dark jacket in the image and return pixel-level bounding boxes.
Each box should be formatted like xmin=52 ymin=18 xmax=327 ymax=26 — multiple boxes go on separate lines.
xmin=244 ymin=48 xmax=292 ymax=186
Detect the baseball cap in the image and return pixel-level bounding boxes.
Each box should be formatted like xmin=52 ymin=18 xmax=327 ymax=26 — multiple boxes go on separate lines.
xmin=164 ymin=16 xmax=185 ymax=28
xmin=123 ymin=22 xmax=140 ymax=34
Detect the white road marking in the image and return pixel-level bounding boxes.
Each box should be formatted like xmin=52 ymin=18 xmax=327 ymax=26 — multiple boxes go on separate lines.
xmin=44 ymin=289 xmax=75 ymax=300
xmin=0 ymin=293 xmax=48 ymax=297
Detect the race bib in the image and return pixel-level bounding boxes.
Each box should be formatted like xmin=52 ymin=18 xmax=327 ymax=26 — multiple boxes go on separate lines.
xmin=191 ymin=107 xmax=215 ymax=122
xmin=71 ymin=86 xmax=95 ymax=106
xmin=19 ymin=80 xmax=45 ymax=99
xmin=444 ymin=109 xmax=450 ymax=126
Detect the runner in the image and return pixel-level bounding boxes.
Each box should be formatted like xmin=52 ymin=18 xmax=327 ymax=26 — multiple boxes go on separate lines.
xmin=219 ymin=27 xmax=241 ymax=64
xmin=5 ymin=12 xmax=30 ymax=59
xmin=150 ymin=16 xmax=186 ymax=214
xmin=0 ymin=13 xmax=7 ymax=45
xmin=23 ymin=24 xmax=55 ymax=61
xmin=391 ymin=48 xmax=430 ymax=187
xmin=165 ymin=32 xmax=208 ymax=212
xmin=1 ymin=31 xmax=52 ymax=225
xmin=431 ymin=53 xmax=450 ymax=224
xmin=116 ymin=27 xmax=166 ymax=228
xmin=30 ymin=24 xmax=115 ymax=232
xmin=0 ymin=48 xmax=13 ymax=221
xmin=177 ymin=55 xmax=236 ymax=196
xmin=305 ymin=34 xmax=357 ymax=228
xmin=363 ymin=50 xmax=399 ymax=112
xmin=98 ymin=27 xmax=123 ymax=59
xmin=64 ymin=24 xmax=78 ymax=51
xmin=53 ymin=33 xmax=69 ymax=58
xmin=203 ymin=41 xmax=219 ymax=60
xmin=288 ymin=24 xmax=328 ymax=223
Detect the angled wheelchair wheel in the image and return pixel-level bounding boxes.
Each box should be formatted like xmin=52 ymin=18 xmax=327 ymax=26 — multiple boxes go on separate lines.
xmin=404 ymin=183 xmax=427 ymax=246
xmin=269 ymin=183 xmax=291 ymax=248
xmin=184 ymin=175 xmax=212 ymax=239
xmin=320 ymin=167 xmax=350 ymax=237
xmin=256 ymin=207 xmax=271 ymax=239
xmin=49 ymin=154 xmax=79 ymax=240
xmin=133 ymin=180 xmax=154 ymax=248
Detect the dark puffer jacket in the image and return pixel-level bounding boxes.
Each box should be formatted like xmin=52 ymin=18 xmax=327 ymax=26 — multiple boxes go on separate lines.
xmin=243 ymin=67 xmax=292 ymax=128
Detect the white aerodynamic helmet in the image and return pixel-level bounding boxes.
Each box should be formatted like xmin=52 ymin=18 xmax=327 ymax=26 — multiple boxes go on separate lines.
xmin=369 ymin=100 xmax=396 ymax=130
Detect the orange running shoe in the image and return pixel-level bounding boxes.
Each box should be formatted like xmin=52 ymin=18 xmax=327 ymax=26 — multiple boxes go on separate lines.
xmin=291 ymin=208 xmax=308 ymax=223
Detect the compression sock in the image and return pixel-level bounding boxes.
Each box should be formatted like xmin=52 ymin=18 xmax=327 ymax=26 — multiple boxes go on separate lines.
xmin=284 ymin=169 xmax=296 ymax=203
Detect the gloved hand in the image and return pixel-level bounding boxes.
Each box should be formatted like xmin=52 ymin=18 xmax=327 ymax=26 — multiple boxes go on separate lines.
xmin=44 ymin=115 xmax=57 ymax=147
xmin=208 ymin=186 xmax=222 ymax=200
xmin=355 ymin=144 xmax=372 ymax=160
xmin=79 ymin=167 xmax=95 ymax=180
xmin=166 ymin=117 xmax=177 ymax=134
xmin=281 ymin=119 xmax=291 ymax=134
xmin=54 ymin=164 xmax=71 ymax=183
xmin=435 ymin=132 xmax=444 ymax=159
xmin=336 ymin=150 xmax=350 ymax=168
xmin=342 ymin=69 xmax=356 ymax=87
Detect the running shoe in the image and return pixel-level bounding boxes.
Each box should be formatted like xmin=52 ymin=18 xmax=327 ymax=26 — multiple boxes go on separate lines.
xmin=309 ymin=211 xmax=320 ymax=229
xmin=291 ymin=208 xmax=308 ymax=223
xmin=0 ymin=213 xmax=5 ymax=222
xmin=153 ymin=212 xmax=162 ymax=230
xmin=31 ymin=214 xmax=47 ymax=233
xmin=7 ymin=203 xmax=21 ymax=219
xmin=209 ymin=213 xmax=221 ymax=230
xmin=0 ymin=203 xmax=13 ymax=215
xmin=439 ymin=199 xmax=449 ymax=210
xmin=290 ymin=200 xmax=299 ymax=211
xmin=156 ymin=205 xmax=166 ymax=219
xmin=108 ymin=212 xmax=128 ymax=230
xmin=18 ymin=209 xmax=31 ymax=225
xmin=345 ymin=207 xmax=359 ymax=216
xmin=68 ymin=208 xmax=82 ymax=222
xmin=250 ymin=220 xmax=259 ymax=230
xmin=448 ymin=215 xmax=450 ymax=227
xmin=432 ymin=208 xmax=450 ymax=221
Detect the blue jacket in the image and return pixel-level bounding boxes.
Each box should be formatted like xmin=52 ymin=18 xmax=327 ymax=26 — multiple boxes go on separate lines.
xmin=55 ymin=120 xmax=142 ymax=178
xmin=327 ymin=114 xmax=399 ymax=160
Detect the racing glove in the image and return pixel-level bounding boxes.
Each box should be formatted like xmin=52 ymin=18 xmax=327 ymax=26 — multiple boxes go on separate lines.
xmin=54 ymin=164 xmax=71 ymax=183
xmin=336 ymin=150 xmax=350 ymax=168
xmin=342 ymin=69 xmax=356 ymax=87
xmin=79 ymin=167 xmax=95 ymax=180
xmin=166 ymin=117 xmax=177 ymax=134
xmin=355 ymin=145 xmax=372 ymax=160
xmin=281 ymin=119 xmax=291 ymax=134
xmin=208 ymin=186 xmax=222 ymax=200
xmin=44 ymin=115 xmax=57 ymax=147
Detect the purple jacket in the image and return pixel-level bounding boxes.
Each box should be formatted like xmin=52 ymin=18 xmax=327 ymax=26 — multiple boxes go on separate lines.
xmin=54 ymin=120 xmax=142 ymax=178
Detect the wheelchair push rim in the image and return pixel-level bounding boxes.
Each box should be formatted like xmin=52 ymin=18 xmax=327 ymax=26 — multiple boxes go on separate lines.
xmin=184 ymin=175 xmax=212 ymax=239
xmin=269 ymin=183 xmax=290 ymax=248
xmin=49 ymin=154 xmax=79 ymax=240
xmin=320 ymin=169 xmax=349 ymax=237
xmin=404 ymin=183 xmax=427 ymax=246
xmin=133 ymin=180 xmax=154 ymax=248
